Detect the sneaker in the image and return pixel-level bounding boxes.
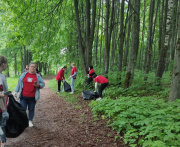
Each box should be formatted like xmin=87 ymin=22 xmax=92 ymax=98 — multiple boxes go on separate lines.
xmin=2 ymin=110 xmax=9 ymax=120
xmin=70 ymin=92 xmax=74 ymax=94
xmin=96 ymin=98 xmax=102 ymax=101
xmin=1 ymin=143 xmax=5 ymax=147
xmin=29 ymin=121 xmax=33 ymax=127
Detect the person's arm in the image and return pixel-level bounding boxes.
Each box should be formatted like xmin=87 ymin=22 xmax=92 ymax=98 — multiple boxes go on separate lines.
xmin=71 ymin=72 xmax=77 ymax=78
xmin=95 ymin=82 xmax=98 ymax=92
xmin=0 ymin=93 xmax=5 ymax=110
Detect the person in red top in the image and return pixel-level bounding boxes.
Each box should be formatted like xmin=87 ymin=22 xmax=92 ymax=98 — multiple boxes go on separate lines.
xmin=56 ymin=66 xmax=67 ymax=93
xmin=15 ymin=62 xmax=45 ymax=127
xmin=68 ymin=63 xmax=77 ymax=94
xmin=93 ymin=74 xmax=109 ymax=100
xmin=87 ymin=66 xmax=95 ymax=88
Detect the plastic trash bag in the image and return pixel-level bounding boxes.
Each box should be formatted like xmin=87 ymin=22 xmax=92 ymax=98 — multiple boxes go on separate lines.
xmin=82 ymin=91 xmax=99 ymax=100
xmin=5 ymin=94 xmax=28 ymax=138
xmin=62 ymin=81 xmax=71 ymax=92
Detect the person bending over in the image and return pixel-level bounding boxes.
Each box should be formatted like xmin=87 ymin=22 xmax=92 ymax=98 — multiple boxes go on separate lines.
xmin=92 ymin=74 xmax=109 ymax=101
xmin=56 ymin=66 xmax=67 ymax=93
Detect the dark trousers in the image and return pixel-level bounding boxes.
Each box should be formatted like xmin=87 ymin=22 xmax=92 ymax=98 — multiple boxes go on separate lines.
xmin=87 ymin=77 xmax=93 ymax=84
xmin=20 ymin=95 xmax=36 ymax=121
xmin=98 ymin=82 xmax=109 ymax=97
xmin=57 ymin=80 xmax=62 ymax=92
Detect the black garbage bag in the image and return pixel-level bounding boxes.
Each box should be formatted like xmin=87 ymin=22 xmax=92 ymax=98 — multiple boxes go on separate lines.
xmin=62 ymin=81 xmax=71 ymax=92
xmin=82 ymin=91 xmax=99 ymax=100
xmin=5 ymin=94 xmax=28 ymax=138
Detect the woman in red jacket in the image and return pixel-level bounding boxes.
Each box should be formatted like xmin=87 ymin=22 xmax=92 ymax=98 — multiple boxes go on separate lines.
xmin=56 ymin=66 xmax=67 ymax=93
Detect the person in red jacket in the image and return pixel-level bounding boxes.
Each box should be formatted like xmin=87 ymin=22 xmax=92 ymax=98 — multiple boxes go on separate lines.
xmin=87 ymin=65 xmax=95 ymax=84
xmin=92 ymin=74 xmax=109 ymax=101
xmin=56 ymin=66 xmax=67 ymax=93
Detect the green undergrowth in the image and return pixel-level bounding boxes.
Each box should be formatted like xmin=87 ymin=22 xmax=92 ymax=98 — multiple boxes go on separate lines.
xmin=89 ymin=97 xmax=180 ymax=147
xmin=48 ymin=78 xmax=81 ymax=108
xmin=48 ymin=70 xmax=177 ymax=146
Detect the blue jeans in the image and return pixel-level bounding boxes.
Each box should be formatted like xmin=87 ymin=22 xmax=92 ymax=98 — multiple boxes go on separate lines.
xmin=0 ymin=115 xmax=6 ymax=143
xmin=70 ymin=78 xmax=76 ymax=92
xmin=20 ymin=95 xmax=36 ymax=121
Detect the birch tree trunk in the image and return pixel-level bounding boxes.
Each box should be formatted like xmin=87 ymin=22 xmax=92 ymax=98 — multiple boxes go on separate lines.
xmin=169 ymin=6 xmax=180 ymax=101
xmin=124 ymin=0 xmax=140 ymax=88
xmin=170 ymin=0 xmax=178 ymax=62
xmin=156 ymin=0 xmax=174 ymax=79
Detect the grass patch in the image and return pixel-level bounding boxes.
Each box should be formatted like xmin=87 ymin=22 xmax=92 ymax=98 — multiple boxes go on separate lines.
xmin=48 ymin=78 xmax=81 ymax=107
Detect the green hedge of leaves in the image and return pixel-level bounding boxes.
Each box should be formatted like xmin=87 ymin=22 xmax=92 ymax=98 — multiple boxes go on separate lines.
xmin=89 ymin=97 xmax=180 ymax=147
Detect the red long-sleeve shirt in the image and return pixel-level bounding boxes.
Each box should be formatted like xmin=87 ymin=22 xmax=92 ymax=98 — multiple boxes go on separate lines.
xmin=56 ymin=68 xmax=65 ymax=81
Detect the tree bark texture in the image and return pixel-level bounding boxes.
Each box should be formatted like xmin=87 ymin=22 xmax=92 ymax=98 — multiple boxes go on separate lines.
xmin=156 ymin=0 xmax=174 ymax=78
xmin=169 ymin=6 xmax=180 ymax=101
xmin=124 ymin=0 xmax=140 ymax=88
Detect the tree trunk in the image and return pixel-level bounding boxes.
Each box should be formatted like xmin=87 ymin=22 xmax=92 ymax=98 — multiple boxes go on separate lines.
xmin=20 ymin=46 xmax=24 ymax=73
xmin=169 ymin=7 xmax=180 ymax=101
xmin=170 ymin=0 xmax=178 ymax=62
xmin=100 ymin=3 xmax=104 ymax=68
xmin=104 ymin=0 xmax=114 ymax=74
xmin=14 ymin=53 xmax=17 ymax=76
xmin=123 ymin=1 xmax=132 ymax=71
xmin=138 ymin=0 xmax=146 ymax=70
xmin=85 ymin=0 xmax=91 ymax=68
xmin=124 ymin=0 xmax=140 ymax=88
xmin=104 ymin=0 xmax=110 ymax=74
xmin=144 ymin=0 xmax=155 ymax=80
xmin=74 ymin=0 xmax=87 ymax=76
xmin=118 ymin=0 xmax=125 ymax=72
xmin=156 ymin=0 xmax=174 ymax=79
xmin=94 ymin=0 xmax=101 ymax=66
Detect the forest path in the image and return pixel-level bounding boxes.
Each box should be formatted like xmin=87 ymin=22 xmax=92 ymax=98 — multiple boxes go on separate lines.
xmin=6 ymin=75 xmax=125 ymax=147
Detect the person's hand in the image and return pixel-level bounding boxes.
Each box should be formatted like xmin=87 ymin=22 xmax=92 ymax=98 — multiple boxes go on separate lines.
xmin=0 ymin=92 xmax=5 ymax=98
xmin=34 ymin=81 xmax=40 ymax=88
xmin=14 ymin=92 xmax=18 ymax=98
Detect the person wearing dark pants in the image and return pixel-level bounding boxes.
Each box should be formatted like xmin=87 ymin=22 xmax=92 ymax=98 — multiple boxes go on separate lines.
xmin=15 ymin=62 xmax=45 ymax=127
xmin=92 ymin=74 xmax=109 ymax=101
xmin=56 ymin=66 xmax=67 ymax=93
xmin=20 ymin=95 xmax=36 ymax=121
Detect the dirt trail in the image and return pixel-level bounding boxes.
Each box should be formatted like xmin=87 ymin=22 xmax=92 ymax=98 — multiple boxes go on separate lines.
xmin=6 ymin=75 xmax=126 ymax=147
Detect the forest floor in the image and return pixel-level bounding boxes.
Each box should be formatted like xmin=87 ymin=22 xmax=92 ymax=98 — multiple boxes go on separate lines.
xmin=6 ymin=75 xmax=126 ymax=147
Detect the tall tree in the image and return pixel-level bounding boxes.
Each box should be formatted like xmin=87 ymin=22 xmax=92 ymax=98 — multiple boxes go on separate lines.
xmin=169 ymin=5 xmax=180 ymax=101
xmin=156 ymin=0 xmax=174 ymax=79
xmin=144 ymin=0 xmax=155 ymax=79
xmin=118 ymin=0 xmax=125 ymax=72
xmin=124 ymin=0 xmax=140 ymax=88
xmin=104 ymin=0 xmax=114 ymax=74
xmin=74 ymin=0 xmax=96 ymax=76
